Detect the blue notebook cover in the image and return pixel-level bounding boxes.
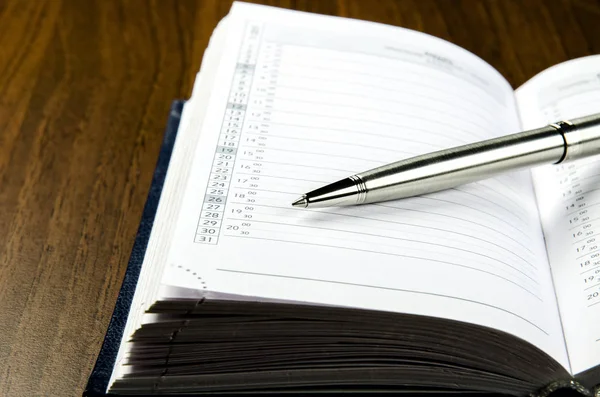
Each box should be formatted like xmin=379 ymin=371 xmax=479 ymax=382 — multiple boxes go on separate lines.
xmin=84 ymin=100 xmax=184 ymax=397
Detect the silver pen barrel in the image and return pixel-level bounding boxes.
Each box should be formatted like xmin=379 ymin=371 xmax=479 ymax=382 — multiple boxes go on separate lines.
xmin=293 ymin=113 xmax=600 ymax=208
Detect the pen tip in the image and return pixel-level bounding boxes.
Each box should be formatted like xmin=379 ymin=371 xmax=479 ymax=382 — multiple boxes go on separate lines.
xmin=292 ymin=195 xmax=308 ymax=208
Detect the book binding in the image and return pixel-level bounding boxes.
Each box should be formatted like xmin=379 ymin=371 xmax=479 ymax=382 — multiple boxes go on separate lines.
xmin=83 ymin=100 xmax=185 ymax=397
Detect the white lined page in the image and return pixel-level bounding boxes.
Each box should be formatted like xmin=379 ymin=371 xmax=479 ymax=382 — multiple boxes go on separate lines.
xmin=162 ymin=3 xmax=568 ymax=369
xmin=516 ymin=55 xmax=600 ymax=375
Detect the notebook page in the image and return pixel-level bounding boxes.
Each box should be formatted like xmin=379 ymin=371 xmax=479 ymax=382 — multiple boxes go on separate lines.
xmin=162 ymin=3 xmax=568 ymax=368
xmin=516 ymin=55 xmax=600 ymax=375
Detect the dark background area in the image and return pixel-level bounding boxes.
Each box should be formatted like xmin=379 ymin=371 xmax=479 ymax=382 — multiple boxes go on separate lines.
xmin=1 ymin=0 xmax=599 ymax=395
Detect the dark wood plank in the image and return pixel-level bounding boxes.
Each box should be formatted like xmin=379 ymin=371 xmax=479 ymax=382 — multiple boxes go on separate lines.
xmin=0 ymin=0 xmax=599 ymax=395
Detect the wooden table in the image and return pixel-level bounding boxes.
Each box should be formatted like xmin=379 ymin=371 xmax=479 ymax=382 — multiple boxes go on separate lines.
xmin=1 ymin=0 xmax=599 ymax=395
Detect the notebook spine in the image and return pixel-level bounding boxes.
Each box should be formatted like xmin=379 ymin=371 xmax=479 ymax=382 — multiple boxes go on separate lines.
xmin=83 ymin=100 xmax=185 ymax=397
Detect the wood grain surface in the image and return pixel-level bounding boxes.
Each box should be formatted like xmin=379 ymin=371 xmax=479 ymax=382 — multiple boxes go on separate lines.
xmin=0 ymin=0 xmax=599 ymax=395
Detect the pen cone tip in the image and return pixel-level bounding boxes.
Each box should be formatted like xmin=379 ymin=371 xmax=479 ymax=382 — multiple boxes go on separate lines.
xmin=292 ymin=195 xmax=308 ymax=208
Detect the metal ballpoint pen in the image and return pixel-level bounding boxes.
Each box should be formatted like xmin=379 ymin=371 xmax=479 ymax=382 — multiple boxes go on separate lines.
xmin=292 ymin=113 xmax=600 ymax=209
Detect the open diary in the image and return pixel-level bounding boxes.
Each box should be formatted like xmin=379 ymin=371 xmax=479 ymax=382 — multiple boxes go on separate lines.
xmin=86 ymin=3 xmax=600 ymax=396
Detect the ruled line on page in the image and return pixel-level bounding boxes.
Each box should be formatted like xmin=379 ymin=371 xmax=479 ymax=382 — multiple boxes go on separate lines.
xmin=251 ymin=120 xmax=473 ymax=149
xmin=567 ymin=201 xmax=600 ymax=217
xmin=237 ymin=158 xmax=529 ymax=223
xmin=221 ymin=231 xmax=540 ymax=300
xmin=217 ymin=213 xmax=536 ymax=288
xmin=276 ymin=72 xmax=497 ymax=126
xmin=237 ymin=158 xmax=354 ymax=173
xmin=228 ymin=200 xmax=535 ymax=261
xmin=420 ymin=195 xmax=527 ymax=226
xmin=241 ymin=203 xmax=534 ymax=265
xmin=277 ymin=54 xmax=503 ymax=107
xmin=215 ymin=266 xmax=548 ymax=335
xmin=243 ymin=131 xmax=417 ymax=155
xmin=447 ymin=188 xmax=529 ymax=223
xmin=231 ymin=170 xmax=531 ymax=239
xmin=279 ymin=51 xmax=493 ymax=98
xmin=562 ymin=172 xmax=600 ymax=189
xmin=232 ymin=193 xmax=532 ymax=249
xmin=225 ymin=217 xmax=540 ymax=288
xmin=562 ymin=188 xmax=600 ymax=203
xmin=238 ymin=155 xmax=531 ymax=220
xmin=236 ymin=198 xmax=526 ymax=253
xmin=576 ymin=248 xmax=600 ymax=260
xmin=473 ymin=182 xmax=528 ymax=215
xmin=237 ymin=139 xmax=533 ymax=225
xmin=242 ymin=126 xmax=451 ymax=152
xmin=228 ymin=192 xmax=534 ymax=253
xmin=239 ymin=146 xmax=385 ymax=164
xmin=231 ymin=172 xmax=533 ymax=246
xmin=580 ymin=265 xmax=600 ymax=275
xmin=226 ymin=213 xmax=537 ymax=276
xmin=570 ymin=217 xmax=600 ymax=232
xmin=584 ymin=283 xmax=600 ymax=291
xmin=268 ymin=92 xmax=488 ymax=142
xmin=270 ymin=90 xmax=493 ymax=138
xmin=574 ymin=235 xmax=600 ymax=245
xmin=379 ymin=199 xmax=529 ymax=237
